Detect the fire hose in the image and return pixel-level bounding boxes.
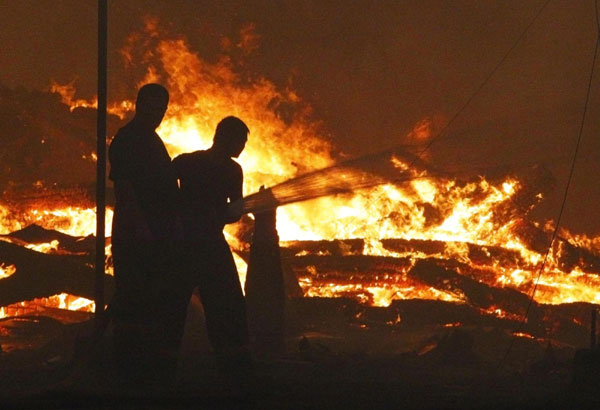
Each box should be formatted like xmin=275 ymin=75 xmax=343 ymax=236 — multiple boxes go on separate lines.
xmin=240 ymin=145 xmax=433 ymax=215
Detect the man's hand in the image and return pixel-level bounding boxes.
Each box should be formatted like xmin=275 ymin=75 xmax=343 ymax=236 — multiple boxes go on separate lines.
xmin=226 ymin=198 xmax=244 ymax=222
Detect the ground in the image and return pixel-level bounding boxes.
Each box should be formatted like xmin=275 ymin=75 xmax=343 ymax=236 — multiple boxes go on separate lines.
xmin=0 ymin=296 xmax=599 ymax=410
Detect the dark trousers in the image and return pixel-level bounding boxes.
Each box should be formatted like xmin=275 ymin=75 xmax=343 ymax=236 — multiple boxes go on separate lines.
xmin=111 ymin=240 xmax=189 ymax=387
xmin=184 ymin=234 xmax=250 ymax=365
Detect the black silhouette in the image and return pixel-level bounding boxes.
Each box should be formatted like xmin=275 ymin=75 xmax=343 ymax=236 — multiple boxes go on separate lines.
xmin=108 ymin=84 xmax=186 ymax=388
xmin=244 ymin=188 xmax=286 ymax=357
xmin=173 ymin=116 xmax=251 ymax=376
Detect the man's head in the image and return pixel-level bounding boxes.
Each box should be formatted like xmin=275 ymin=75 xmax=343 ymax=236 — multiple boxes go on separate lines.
xmin=213 ymin=116 xmax=249 ymax=158
xmin=134 ymin=83 xmax=169 ymax=130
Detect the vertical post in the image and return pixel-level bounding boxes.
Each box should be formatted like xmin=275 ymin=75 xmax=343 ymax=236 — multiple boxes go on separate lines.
xmin=95 ymin=0 xmax=107 ymax=328
xmin=591 ymin=308 xmax=597 ymax=350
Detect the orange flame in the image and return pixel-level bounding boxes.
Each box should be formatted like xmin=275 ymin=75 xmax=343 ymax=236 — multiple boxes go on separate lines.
xmin=3 ymin=21 xmax=600 ymax=318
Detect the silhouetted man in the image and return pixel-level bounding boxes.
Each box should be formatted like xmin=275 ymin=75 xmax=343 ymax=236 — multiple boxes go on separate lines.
xmin=108 ymin=83 xmax=185 ymax=388
xmin=173 ymin=116 xmax=251 ymax=378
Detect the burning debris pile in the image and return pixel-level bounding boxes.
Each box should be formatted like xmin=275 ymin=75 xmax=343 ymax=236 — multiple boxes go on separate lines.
xmin=0 ymin=224 xmax=113 ymax=317
xmin=1 ymin=161 xmax=599 ymax=348
xmin=1 ymin=20 xmax=600 ymax=352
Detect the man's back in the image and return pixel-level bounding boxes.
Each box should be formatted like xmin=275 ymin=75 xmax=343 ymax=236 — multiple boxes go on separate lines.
xmin=109 ymin=120 xmax=178 ymax=242
xmin=173 ymin=148 xmax=242 ymax=238
xmin=106 ymin=83 xmax=188 ymax=389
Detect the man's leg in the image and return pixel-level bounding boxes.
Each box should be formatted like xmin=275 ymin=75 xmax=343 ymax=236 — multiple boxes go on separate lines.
xmin=112 ymin=243 xmax=156 ymax=388
xmin=195 ymin=237 xmax=252 ymax=385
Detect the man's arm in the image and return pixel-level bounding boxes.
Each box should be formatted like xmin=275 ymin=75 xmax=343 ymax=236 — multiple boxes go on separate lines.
xmin=109 ymin=133 xmax=154 ymax=241
xmin=224 ymin=163 xmax=244 ymax=224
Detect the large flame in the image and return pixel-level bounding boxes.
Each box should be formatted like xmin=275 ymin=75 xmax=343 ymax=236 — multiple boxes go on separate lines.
xmin=2 ymin=20 xmax=600 ymax=317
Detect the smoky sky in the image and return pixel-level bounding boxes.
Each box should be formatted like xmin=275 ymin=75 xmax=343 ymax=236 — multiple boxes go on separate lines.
xmin=1 ymin=0 xmax=599 ymax=235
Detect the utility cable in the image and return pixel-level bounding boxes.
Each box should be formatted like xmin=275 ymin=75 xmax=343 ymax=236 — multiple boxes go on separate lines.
xmin=413 ymin=0 xmax=552 ymax=159
xmin=491 ymin=0 xmax=600 ymax=383
xmin=243 ymin=0 xmax=552 ymax=213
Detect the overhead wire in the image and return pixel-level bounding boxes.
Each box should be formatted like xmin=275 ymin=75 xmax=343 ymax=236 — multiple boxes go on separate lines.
xmin=242 ymin=0 xmax=552 ymax=213
xmin=448 ymin=2 xmax=600 ymax=402
xmin=495 ymin=0 xmax=600 ymax=366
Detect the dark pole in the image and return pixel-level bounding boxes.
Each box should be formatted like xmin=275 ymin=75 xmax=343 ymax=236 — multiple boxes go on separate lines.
xmin=95 ymin=0 xmax=107 ymax=328
xmin=591 ymin=308 xmax=597 ymax=350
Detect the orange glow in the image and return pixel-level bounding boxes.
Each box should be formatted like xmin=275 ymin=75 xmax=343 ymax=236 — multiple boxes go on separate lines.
xmin=51 ymin=82 xmax=133 ymax=119
xmin=26 ymin=239 xmax=59 ymax=253
xmin=0 ymin=204 xmax=113 ymax=237
xmin=0 ymin=293 xmax=95 ymax=319
xmin=2 ymin=23 xmax=600 ymax=320
xmin=0 ymin=264 xmax=17 ymax=279
xmin=512 ymin=332 xmax=536 ymax=339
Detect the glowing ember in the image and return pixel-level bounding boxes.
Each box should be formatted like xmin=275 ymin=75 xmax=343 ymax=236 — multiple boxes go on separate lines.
xmin=299 ymin=275 xmax=465 ymax=307
xmin=512 ymin=332 xmax=536 ymax=339
xmin=0 ymin=293 xmax=95 ymax=319
xmin=51 ymin=81 xmax=133 ymax=119
xmin=479 ymin=306 xmax=524 ymax=322
xmin=0 ymin=204 xmax=113 ymax=237
xmin=0 ymin=264 xmax=17 ymax=279
xmin=26 ymin=240 xmax=59 ymax=253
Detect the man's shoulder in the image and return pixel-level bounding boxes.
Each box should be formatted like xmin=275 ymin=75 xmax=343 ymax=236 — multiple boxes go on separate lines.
xmin=173 ymin=150 xmax=208 ymax=163
xmin=227 ymin=158 xmax=243 ymax=173
xmin=173 ymin=150 xmax=209 ymax=174
xmin=110 ymin=122 xmax=138 ymax=148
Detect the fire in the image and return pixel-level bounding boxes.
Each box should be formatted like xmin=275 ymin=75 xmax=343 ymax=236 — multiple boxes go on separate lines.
xmin=0 ymin=204 xmax=113 ymax=237
xmin=0 ymin=293 xmax=94 ymax=320
xmin=2 ymin=20 xmax=600 ymax=320
xmin=0 ymin=264 xmax=17 ymax=279
xmin=26 ymin=239 xmax=59 ymax=253
xmin=298 ymin=273 xmax=465 ymax=307
xmin=479 ymin=306 xmax=524 ymax=322
xmin=512 ymin=332 xmax=536 ymax=339
xmin=50 ymin=81 xmax=133 ymax=119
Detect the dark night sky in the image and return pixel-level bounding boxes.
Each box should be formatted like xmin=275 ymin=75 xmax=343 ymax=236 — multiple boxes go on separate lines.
xmin=1 ymin=0 xmax=599 ymax=235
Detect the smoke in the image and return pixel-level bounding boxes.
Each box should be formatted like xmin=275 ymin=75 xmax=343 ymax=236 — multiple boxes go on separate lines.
xmin=0 ymin=84 xmax=123 ymax=196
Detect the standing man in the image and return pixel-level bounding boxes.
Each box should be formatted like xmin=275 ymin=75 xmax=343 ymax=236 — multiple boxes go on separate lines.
xmin=108 ymin=83 xmax=185 ymax=388
xmin=173 ymin=116 xmax=251 ymax=380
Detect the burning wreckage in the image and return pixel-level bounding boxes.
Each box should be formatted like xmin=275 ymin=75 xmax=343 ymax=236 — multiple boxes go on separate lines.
xmin=1 ymin=153 xmax=599 ymax=354
xmin=0 ymin=27 xmax=600 ymax=404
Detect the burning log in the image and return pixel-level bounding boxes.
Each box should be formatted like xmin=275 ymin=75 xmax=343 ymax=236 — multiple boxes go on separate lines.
xmin=512 ymin=219 xmax=600 ymax=275
xmin=281 ymin=239 xmax=365 ymax=258
xmin=381 ymin=238 xmax=525 ymax=268
xmin=282 ymin=238 xmax=526 ymax=269
xmin=408 ymin=258 xmax=542 ymax=324
xmin=284 ymin=253 xmax=413 ymax=275
xmin=491 ymin=164 xmax=555 ymax=224
xmin=0 ymin=239 xmax=113 ymax=306
xmin=1 ymin=224 xmax=97 ymax=255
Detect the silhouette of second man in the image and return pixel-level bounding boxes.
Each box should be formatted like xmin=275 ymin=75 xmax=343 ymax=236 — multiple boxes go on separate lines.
xmin=173 ymin=116 xmax=251 ymax=375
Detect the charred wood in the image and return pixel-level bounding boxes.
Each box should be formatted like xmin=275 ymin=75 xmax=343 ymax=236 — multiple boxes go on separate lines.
xmin=281 ymin=239 xmax=365 ymax=258
xmin=282 ymin=230 xmax=600 ymax=276
xmin=0 ymin=240 xmax=114 ymax=306
xmin=491 ymin=164 xmax=555 ymax=225
xmin=512 ymin=219 xmax=600 ymax=274
xmin=408 ymin=259 xmax=542 ymax=324
xmin=284 ymin=254 xmax=413 ymax=276
xmin=282 ymin=237 xmax=525 ymax=270
xmin=286 ymin=297 xmax=589 ymax=347
xmin=1 ymin=224 xmax=98 ymax=255
xmin=381 ymin=238 xmax=525 ymax=268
